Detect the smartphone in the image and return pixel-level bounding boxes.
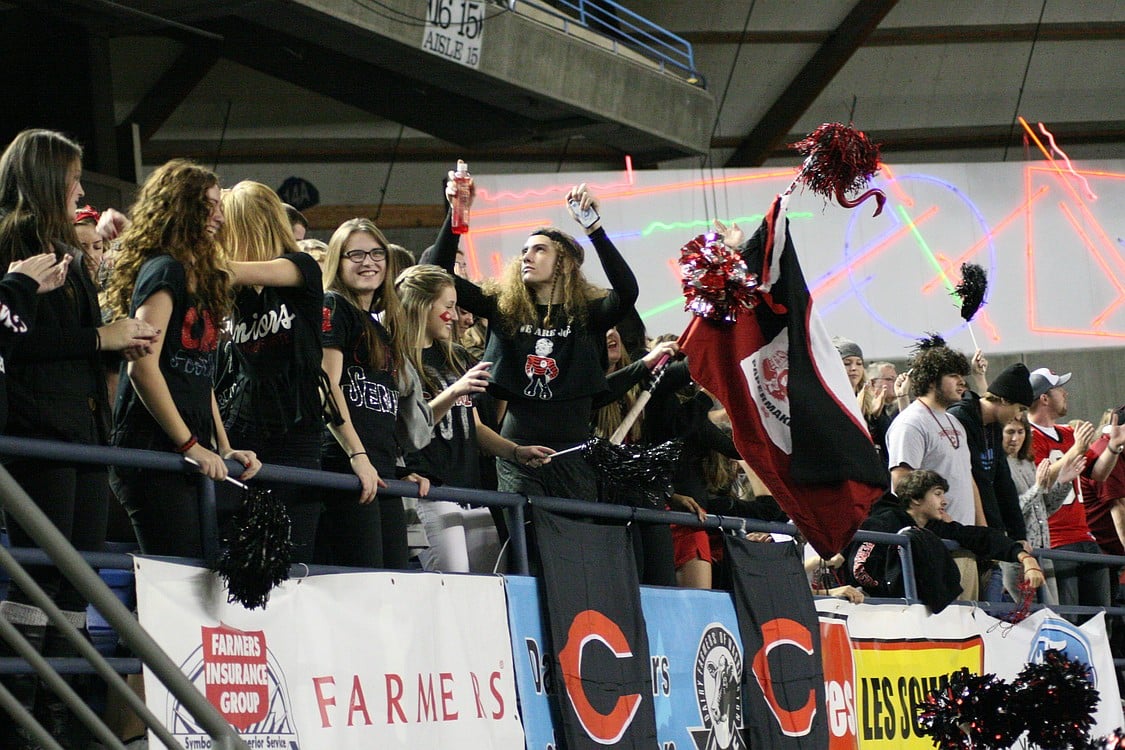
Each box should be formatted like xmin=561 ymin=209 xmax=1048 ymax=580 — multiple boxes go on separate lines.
xmin=568 ymin=199 xmax=600 ymax=229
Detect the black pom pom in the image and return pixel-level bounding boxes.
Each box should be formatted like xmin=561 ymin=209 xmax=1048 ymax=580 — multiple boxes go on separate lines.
xmin=214 ymin=487 xmax=293 ymax=610
xmin=917 ymin=667 xmax=1016 ymax=750
xmin=1010 ymin=649 xmax=1100 ymax=749
xmin=581 ymin=437 xmax=683 ymax=507
xmin=955 ymin=263 xmax=988 ymax=322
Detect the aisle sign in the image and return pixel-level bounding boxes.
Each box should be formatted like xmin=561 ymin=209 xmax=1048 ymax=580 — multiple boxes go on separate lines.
xmin=423 ymin=0 xmax=485 ymax=68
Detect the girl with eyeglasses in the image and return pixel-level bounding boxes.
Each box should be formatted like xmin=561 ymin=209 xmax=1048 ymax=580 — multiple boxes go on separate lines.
xmin=317 ymin=218 xmax=430 ymax=568
xmin=215 ymin=181 xmax=328 ymax=562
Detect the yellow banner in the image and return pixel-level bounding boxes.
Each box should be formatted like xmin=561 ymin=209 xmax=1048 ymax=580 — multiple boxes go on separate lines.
xmin=852 ymin=637 xmax=983 ymax=748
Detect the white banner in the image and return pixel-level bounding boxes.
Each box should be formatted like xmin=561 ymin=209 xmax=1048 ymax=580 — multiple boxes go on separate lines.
xmin=815 ymin=600 xmax=1124 ymax=748
xmin=423 ymin=0 xmax=485 ymax=69
xmin=135 ymin=558 xmax=525 ymax=749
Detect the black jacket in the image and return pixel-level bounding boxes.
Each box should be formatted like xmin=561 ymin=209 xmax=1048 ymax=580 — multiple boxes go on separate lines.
xmin=948 ymin=391 xmax=1027 ymax=540
xmin=847 ymin=493 xmax=1025 ymax=611
xmin=7 ymin=256 xmax=109 ymax=444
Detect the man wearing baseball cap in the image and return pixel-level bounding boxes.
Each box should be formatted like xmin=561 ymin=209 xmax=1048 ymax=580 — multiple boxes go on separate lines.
xmin=1028 ymin=367 xmax=1125 ymax=614
xmin=950 ymin=363 xmax=1037 ymax=600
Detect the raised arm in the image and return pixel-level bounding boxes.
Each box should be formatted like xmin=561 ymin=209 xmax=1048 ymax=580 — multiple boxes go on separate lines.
xmin=565 ymin=184 xmax=638 ymax=326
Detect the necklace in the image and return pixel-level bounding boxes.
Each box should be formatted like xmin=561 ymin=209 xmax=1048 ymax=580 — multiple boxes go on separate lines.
xmin=920 ymin=399 xmax=961 ymax=450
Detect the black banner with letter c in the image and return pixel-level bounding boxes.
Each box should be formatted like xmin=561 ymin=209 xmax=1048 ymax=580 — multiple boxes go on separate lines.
xmin=533 ymin=507 xmax=658 ymax=749
xmin=725 ymin=535 xmax=827 ymax=749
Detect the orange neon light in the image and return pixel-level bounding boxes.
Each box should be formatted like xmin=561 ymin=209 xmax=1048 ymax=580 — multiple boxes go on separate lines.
xmin=920 ymin=185 xmax=1049 ymax=294
xmin=1026 ymin=164 xmax=1125 ymax=279
xmin=1057 ymin=201 xmax=1125 ymax=295
xmin=812 ymin=206 xmax=939 ymax=296
xmin=974 ymin=309 xmax=1001 ymax=344
xmin=877 ymin=164 xmax=914 ymax=208
xmin=472 ymin=171 xmax=797 ymax=217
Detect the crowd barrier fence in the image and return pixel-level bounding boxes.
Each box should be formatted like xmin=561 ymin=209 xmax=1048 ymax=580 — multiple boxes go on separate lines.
xmin=0 ymin=434 xmax=1122 ymax=745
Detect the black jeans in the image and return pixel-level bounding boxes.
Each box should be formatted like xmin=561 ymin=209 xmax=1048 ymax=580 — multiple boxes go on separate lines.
xmin=4 ymin=460 xmax=108 ymax=612
xmin=315 ymin=456 xmax=408 ymax=570
xmin=111 ymin=467 xmax=206 ymax=559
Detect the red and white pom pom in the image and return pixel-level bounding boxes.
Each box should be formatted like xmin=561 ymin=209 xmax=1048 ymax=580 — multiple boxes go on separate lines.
xmin=679 ymin=233 xmax=759 ymax=323
xmin=789 ymin=122 xmax=886 ymax=216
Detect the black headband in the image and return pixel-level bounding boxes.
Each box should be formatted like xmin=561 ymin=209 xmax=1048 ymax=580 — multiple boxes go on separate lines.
xmin=531 ymin=229 xmax=583 ymax=263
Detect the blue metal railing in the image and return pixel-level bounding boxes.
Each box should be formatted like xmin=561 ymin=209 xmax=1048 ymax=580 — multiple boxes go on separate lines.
xmin=515 ymin=0 xmax=704 ymax=85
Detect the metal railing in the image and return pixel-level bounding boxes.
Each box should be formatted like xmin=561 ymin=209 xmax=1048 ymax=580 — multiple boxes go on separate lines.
xmin=0 ymin=434 xmax=1123 ymax=744
xmin=513 ymin=0 xmax=704 ymax=84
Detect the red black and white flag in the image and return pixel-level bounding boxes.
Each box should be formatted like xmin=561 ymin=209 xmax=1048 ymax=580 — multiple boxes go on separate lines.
xmin=725 ymin=535 xmax=826 ymax=749
xmin=533 ymin=507 xmax=658 ymax=749
xmin=682 ymin=195 xmax=888 ymax=557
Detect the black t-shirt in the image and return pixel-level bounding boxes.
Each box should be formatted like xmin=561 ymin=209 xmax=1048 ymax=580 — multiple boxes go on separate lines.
xmin=320 ymin=292 xmax=399 ymax=474
xmin=113 ymin=255 xmax=219 ymax=450
xmin=224 ymin=252 xmax=323 ymax=434
xmin=405 ymin=344 xmax=481 ymax=488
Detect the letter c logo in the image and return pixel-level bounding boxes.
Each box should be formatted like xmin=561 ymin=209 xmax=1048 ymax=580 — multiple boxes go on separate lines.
xmin=751 ymin=617 xmax=818 ymax=737
xmin=557 ymin=609 xmax=642 ymax=744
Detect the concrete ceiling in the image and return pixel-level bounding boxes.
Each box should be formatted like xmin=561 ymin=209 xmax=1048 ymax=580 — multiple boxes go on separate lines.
xmin=3 ymin=0 xmax=1122 ymax=181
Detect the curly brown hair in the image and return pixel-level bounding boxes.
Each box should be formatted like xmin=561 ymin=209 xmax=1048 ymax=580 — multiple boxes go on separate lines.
xmin=483 ymin=228 xmax=606 ymax=334
xmin=106 ymin=159 xmax=232 ymax=321
xmin=908 ymin=345 xmax=969 ymax=399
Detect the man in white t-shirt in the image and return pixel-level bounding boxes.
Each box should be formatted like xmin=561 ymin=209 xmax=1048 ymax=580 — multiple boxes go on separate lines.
xmin=886 ymin=340 xmax=985 ymax=599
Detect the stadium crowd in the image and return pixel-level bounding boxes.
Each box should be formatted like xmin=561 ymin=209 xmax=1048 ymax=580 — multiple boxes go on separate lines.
xmin=0 ymin=128 xmax=1122 ymax=747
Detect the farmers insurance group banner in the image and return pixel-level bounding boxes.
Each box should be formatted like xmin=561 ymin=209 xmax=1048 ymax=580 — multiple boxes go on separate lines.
xmin=134 ymin=558 xmax=525 ymax=749
xmin=136 ymin=558 xmax=1122 ymax=749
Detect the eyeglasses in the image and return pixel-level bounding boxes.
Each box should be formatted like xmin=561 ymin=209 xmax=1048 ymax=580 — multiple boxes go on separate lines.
xmin=343 ymin=247 xmax=387 ymax=263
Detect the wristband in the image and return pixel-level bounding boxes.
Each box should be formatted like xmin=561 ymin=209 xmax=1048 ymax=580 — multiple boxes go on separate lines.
xmin=349 ymin=451 xmax=368 ymax=459
xmin=175 ymin=435 xmax=198 ymax=454
xmin=1110 ymin=443 xmax=1124 ymax=455
xmin=511 ymin=444 xmax=520 ymax=463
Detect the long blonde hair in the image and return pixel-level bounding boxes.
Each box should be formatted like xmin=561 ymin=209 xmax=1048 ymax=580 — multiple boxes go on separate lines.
xmin=107 ymin=159 xmax=232 ymax=321
xmin=217 ymin=181 xmax=299 ymax=263
xmin=323 ymin=218 xmax=409 ymax=385
xmin=484 ymin=227 xmax=605 ymax=333
xmin=395 ymin=264 xmax=467 ymax=395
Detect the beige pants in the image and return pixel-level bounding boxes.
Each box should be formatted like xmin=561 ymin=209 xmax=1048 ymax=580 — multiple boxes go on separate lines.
xmin=953 ymin=552 xmax=979 ymax=601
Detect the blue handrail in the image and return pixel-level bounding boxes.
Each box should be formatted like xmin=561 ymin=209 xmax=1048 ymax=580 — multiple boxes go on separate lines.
xmin=516 ymin=0 xmax=704 ymax=85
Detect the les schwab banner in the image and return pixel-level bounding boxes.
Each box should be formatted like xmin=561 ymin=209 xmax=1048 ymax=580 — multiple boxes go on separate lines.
xmin=134 ymin=558 xmax=525 ymax=750
xmin=816 ymin=601 xmax=1123 ymax=749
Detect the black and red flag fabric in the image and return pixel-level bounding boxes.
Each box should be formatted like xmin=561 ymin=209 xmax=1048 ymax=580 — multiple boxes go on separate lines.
xmin=724 ymin=535 xmax=827 ymax=749
xmin=682 ymin=195 xmax=888 ymax=558
xmin=533 ymin=507 xmax=658 ymax=749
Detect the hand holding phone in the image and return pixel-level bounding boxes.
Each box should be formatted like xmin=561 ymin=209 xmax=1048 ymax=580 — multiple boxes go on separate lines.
xmin=568 ymin=199 xmax=600 ymax=229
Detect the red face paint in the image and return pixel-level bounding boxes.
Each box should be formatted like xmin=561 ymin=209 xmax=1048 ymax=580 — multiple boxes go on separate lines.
xmin=439 ymin=310 xmax=455 ymax=323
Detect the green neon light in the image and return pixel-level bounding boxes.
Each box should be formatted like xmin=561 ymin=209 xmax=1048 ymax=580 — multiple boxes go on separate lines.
xmin=896 ymin=205 xmax=956 ymax=296
xmin=640 ymin=212 xmax=812 ymax=237
xmin=639 ymin=296 xmax=686 ymax=319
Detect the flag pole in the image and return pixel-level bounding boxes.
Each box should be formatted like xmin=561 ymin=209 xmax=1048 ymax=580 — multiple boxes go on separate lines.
xmin=608 ymin=316 xmax=702 ymax=444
